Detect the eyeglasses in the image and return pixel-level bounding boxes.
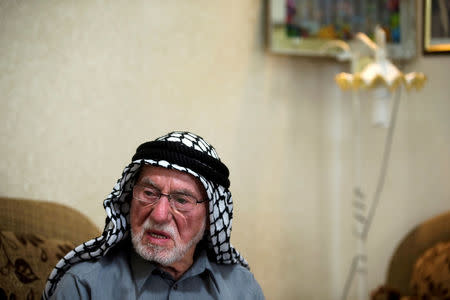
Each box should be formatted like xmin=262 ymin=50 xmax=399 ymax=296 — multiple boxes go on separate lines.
xmin=132 ymin=183 xmax=206 ymax=212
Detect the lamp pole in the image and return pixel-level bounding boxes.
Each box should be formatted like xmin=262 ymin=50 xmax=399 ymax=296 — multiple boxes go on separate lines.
xmin=350 ymin=50 xmax=368 ymax=300
xmin=324 ymin=26 xmax=425 ymax=300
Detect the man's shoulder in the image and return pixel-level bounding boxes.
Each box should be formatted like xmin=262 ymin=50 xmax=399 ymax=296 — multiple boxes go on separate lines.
xmin=207 ymin=261 xmax=264 ymax=298
xmin=50 ymin=245 xmax=133 ymax=299
xmin=64 ymin=245 xmax=128 ymax=280
xmin=209 ymin=261 xmax=255 ymax=281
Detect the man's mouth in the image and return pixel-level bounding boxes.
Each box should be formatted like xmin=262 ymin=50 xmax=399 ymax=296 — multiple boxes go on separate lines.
xmin=149 ymin=232 xmax=169 ymax=239
xmin=145 ymin=230 xmax=172 ymax=242
xmin=144 ymin=230 xmax=172 ymax=247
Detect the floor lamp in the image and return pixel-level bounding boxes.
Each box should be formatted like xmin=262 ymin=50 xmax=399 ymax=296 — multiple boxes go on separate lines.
xmin=329 ymin=26 xmax=426 ymax=300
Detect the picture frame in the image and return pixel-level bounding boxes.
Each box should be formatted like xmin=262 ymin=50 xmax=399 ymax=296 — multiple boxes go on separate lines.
xmin=267 ymin=0 xmax=417 ymax=61
xmin=423 ymin=0 xmax=450 ymax=54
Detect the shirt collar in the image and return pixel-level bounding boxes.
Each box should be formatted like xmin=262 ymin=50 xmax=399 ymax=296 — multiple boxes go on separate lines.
xmin=129 ymin=247 xmax=219 ymax=294
xmin=129 ymin=248 xmax=158 ymax=292
xmin=194 ymin=249 xmax=220 ymax=293
xmin=184 ymin=248 xmax=219 ymax=291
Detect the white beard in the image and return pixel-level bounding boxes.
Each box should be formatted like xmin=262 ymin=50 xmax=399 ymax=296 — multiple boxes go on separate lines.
xmin=131 ymin=218 xmax=205 ymax=266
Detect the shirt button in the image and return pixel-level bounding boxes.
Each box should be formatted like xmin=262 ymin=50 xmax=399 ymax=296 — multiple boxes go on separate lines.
xmin=173 ymin=284 xmax=178 ymax=290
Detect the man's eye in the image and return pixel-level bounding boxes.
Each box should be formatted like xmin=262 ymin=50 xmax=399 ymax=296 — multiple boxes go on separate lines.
xmin=143 ymin=190 xmax=157 ymax=197
xmin=173 ymin=196 xmax=189 ymax=205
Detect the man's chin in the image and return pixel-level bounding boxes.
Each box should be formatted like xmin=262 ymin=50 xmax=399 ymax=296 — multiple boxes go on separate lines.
xmin=130 ymin=224 xmax=204 ymax=266
xmin=133 ymin=239 xmax=178 ymax=266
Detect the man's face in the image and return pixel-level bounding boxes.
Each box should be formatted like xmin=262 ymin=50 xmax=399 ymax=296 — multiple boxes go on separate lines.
xmin=130 ymin=165 xmax=207 ymax=266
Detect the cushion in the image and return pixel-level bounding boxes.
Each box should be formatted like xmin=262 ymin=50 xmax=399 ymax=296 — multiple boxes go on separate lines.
xmin=410 ymin=241 xmax=450 ymax=299
xmin=370 ymin=285 xmax=403 ymax=300
xmin=0 ymin=231 xmax=75 ymax=300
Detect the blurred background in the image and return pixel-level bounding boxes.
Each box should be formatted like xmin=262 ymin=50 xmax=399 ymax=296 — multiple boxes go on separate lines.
xmin=1 ymin=1 xmax=449 ymax=299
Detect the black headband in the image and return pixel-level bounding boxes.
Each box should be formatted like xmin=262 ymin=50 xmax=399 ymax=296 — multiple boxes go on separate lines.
xmin=132 ymin=140 xmax=230 ymax=188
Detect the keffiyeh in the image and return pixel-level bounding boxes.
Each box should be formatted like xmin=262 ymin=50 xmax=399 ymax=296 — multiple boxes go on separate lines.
xmin=43 ymin=131 xmax=248 ymax=299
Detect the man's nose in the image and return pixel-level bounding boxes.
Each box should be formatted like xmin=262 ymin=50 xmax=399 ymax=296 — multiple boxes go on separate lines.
xmin=149 ymin=195 xmax=172 ymax=223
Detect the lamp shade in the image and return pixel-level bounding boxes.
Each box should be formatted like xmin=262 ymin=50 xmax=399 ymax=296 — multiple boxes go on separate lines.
xmin=335 ymin=69 xmax=426 ymax=92
xmin=335 ymin=26 xmax=426 ymax=92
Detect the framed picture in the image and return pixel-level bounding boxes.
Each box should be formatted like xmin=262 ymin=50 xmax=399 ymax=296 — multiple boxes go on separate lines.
xmin=423 ymin=0 xmax=450 ymax=54
xmin=267 ymin=0 xmax=417 ymax=60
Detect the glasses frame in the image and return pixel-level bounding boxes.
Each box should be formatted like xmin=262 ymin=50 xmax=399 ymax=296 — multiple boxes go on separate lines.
xmin=132 ymin=183 xmax=207 ymax=212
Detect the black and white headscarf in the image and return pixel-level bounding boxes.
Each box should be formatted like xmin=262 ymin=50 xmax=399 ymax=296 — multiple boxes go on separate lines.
xmin=43 ymin=131 xmax=248 ymax=299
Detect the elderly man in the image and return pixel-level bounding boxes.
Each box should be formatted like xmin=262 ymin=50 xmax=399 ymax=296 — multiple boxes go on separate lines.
xmin=44 ymin=131 xmax=264 ymax=299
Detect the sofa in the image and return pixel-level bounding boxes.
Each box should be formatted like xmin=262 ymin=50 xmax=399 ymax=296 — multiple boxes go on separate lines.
xmin=0 ymin=197 xmax=101 ymax=299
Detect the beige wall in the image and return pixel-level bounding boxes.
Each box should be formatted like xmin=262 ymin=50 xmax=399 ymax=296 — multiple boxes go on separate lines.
xmin=1 ymin=1 xmax=449 ymax=299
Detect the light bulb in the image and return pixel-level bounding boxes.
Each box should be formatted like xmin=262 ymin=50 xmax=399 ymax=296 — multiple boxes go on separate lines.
xmin=372 ymin=87 xmax=391 ymax=128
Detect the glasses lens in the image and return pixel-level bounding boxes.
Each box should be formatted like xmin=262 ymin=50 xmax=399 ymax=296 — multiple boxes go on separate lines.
xmin=170 ymin=194 xmax=196 ymax=212
xmin=133 ymin=185 xmax=159 ymax=205
xmin=133 ymin=184 xmax=201 ymax=212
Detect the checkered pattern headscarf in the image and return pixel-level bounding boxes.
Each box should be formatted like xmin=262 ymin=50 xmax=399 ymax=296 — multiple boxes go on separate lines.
xmin=43 ymin=131 xmax=248 ymax=299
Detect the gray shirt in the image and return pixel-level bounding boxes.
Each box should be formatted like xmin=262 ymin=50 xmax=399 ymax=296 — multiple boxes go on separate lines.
xmin=50 ymin=243 xmax=264 ymax=300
